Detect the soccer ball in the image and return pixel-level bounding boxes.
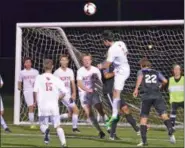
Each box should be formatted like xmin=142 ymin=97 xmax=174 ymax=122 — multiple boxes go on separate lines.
xmin=84 ymin=2 xmax=96 ymax=16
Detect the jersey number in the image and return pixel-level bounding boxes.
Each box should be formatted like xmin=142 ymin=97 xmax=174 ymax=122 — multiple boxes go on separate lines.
xmin=145 ymin=74 xmax=157 ymax=83
xmin=45 ymin=82 xmax=53 ymax=91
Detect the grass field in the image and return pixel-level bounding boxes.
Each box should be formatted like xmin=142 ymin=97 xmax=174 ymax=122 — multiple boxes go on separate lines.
xmin=1 ymin=94 xmax=184 ymax=147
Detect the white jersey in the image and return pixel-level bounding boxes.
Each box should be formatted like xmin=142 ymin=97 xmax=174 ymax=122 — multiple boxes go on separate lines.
xmin=0 ymin=75 xmax=3 ymax=86
xmin=19 ymin=68 xmax=39 ymax=91
xmin=53 ymin=68 xmax=74 ymax=97
xmin=77 ymin=66 xmax=101 ymax=93
xmin=107 ymin=41 xmax=130 ymax=75
xmin=33 ymin=73 xmax=68 ymax=116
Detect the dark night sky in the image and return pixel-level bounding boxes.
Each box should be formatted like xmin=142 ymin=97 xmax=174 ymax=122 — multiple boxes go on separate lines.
xmin=0 ymin=0 xmax=184 ymax=58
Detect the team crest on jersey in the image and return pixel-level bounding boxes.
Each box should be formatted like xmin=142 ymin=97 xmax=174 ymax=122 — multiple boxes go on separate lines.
xmin=46 ymin=77 xmax=50 ymax=81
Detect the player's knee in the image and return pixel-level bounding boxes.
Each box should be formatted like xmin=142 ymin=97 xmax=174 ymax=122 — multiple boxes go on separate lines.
xmin=140 ymin=117 xmax=148 ymax=125
xmin=121 ymin=105 xmax=130 ymax=114
xmin=113 ymin=89 xmax=121 ymax=98
xmin=160 ymin=113 xmax=169 ymax=120
xmin=0 ymin=111 xmax=4 ymax=116
xmin=28 ymin=106 xmax=34 ymax=112
xmin=73 ymin=106 xmax=79 ymax=114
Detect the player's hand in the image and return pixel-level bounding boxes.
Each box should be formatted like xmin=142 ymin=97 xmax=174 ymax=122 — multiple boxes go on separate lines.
xmin=97 ymin=64 xmax=102 ymax=69
xmin=87 ymin=88 xmax=93 ymax=93
xmin=133 ymin=89 xmax=138 ymax=98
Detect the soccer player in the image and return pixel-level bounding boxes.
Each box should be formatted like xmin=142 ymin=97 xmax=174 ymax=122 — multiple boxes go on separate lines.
xmin=98 ymin=30 xmax=130 ymax=126
xmin=0 ymin=75 xmax=11 ymax=133
xmin=102 ymin=62 xmax=140 ymax=140
xmin=133 ymin=58 xmax=176 ymax=146
xmin=18 ymin=57 xmax=39 ymax=129
xmin=33 ymin=59 xmax=67 ymax=147
xmin=77 ymin=53 xmax=107 ymax=138
xmin=168 ymin=64 xmax=184 ymax=128
xmin=54 ymin=54 xmax=80 ymax=133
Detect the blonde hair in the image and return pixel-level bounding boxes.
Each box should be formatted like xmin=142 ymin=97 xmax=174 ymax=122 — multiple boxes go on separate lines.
xmin=43 ymin=59 xmax=53 ymax=70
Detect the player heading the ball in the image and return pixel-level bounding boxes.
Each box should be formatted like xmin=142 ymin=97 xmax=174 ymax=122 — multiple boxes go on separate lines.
xmin=33 ymin=59 xmax=67 ymax=147
xmin=18 ymin=57 xmax=39 ymax=129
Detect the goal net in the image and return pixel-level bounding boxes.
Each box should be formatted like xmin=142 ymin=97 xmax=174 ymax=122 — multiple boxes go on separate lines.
xmin=14 ymin=20 xmax=184 ymax=128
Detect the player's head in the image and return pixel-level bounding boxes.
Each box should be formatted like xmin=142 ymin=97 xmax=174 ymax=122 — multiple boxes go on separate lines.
xmin=102 ymin=30 xmax=113 ymax=47
xmin=172 ymin=64 xmax=182 ymax=77
xmin=43 ymin=59 xmax=53 ymax=72
xmin=82 ymin=53 xmax=92 ymax=68
xmin=24 ymin=57 xmax=32 ymax=69
xmin=139 ymin=58 xmax=152 ymax=68
xmin=60 ymin=54 xmax=69 ymax=68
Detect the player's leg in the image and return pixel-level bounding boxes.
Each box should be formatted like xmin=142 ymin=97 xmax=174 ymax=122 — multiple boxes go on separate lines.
xmin=70 ymin=102 xmax=80 ymax=133
xmin=170 ymin=102 xmax=178 ymax=128
xmin=154 ymin=99 xmax=176 ymax=144
xmin=52 ymin=115 xmax=67 ymax=147
xmin=39 ymin=116 xmax=50 ymax=144
xmin=24 ymin=91 xmax=35 ymax=129
xmin=0 ymin=96 xmax=11 ymax=132
xmin=137 ymin=99 xmax=152 ymax=146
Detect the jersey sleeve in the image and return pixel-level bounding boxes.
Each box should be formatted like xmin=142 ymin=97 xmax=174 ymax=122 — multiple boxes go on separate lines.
xmin=137 ymin=70 xmax=143 ymax=77
xmin=96 ymin=69 xmax=102 ymax=80
xmin=18 ymin=72 xmax=23 ymax=82
xmin=70 ymin=70 xmax=75 ymax=81
xmin=36 ymin=70 xmax=39 ymax=75
xmin=53 ymin=70 xmax=58 ymax=76
xmin=0 ymin=75 xmax=3 ymax=85
xmin=33 ymin=75 xmax=40 ymax=92
xmin=122 ymin=42 xmax=128 ymax=54
xmin=158 ymin=72 xmax=166 ymax=81
xmin=77 ymin=69 xmax=82 ymax=80
xmin=56 ymin=78 xmax=68 ymax=94
xmin=106 ymin=48 xmax=116 ymax=63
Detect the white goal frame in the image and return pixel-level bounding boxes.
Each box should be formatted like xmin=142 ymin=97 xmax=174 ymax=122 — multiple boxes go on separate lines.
xmin=14 ymin=20 xmax=184 ymax=127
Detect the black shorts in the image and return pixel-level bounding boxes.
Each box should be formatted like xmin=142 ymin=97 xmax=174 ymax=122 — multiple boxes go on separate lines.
xmin=140 ymin=99 xmax=167 ymax=117
xmin=171 ymin=102 xmax=184 ymax=112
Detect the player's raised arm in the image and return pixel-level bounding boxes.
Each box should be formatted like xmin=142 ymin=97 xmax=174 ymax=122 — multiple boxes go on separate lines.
xmin=0 ymin=75 xmax=4 ymax=88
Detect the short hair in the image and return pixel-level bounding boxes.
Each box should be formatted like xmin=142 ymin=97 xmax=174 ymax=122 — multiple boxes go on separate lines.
xmin=139 ymin=57 xmax=152 ymax=68
xmin=81 ymin=53 xmax=92 ymax=60
xmin=23 ymin=57 xmax=32 ymax=63
xmin=43 ymin=59 xmax=53 ymax=70
xmin=60 ymin=54 xmax=70 ymax=60
xmin=101 ymin=30 xmax=113 ymax=41
xmin=172 ymin=64 xmax=181 ymax=69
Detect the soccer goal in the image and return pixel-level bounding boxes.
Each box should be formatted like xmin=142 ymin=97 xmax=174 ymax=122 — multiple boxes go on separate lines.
xmin=14 ymin=20 xmax=184 ymax=128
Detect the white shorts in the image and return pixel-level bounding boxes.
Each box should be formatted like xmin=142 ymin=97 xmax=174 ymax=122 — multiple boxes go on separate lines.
xmin=79 ymin=92 xmax=101 ymax=108
xmin=62 ymin=96 xmax=75 ymax=112
xmin=39 ymin=115 xmax=60 ymax=128
xmin=23 ymin=90 xmax=34 ymax=106
xmin=114 ymin=69 xmax=130 ymax=91
xmin=38 ymin=106 xmax=59 ymax=117
xmin=0 ymin=96 xmax=4 ymax=112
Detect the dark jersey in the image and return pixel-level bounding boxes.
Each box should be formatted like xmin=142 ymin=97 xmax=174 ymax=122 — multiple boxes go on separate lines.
xmin=137 ymin=68 xmax=166 ymax=100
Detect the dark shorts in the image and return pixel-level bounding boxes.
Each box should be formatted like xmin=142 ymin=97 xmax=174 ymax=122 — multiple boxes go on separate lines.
xmin=171 ymin=102 xmax=184 ymax=112
xmin=140 ymin=99 xmax=167 ymax=117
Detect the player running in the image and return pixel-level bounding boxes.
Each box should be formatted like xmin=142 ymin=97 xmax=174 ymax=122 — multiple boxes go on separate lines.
xmin=54 ymin=54 xmax=80 ymax=133
xmin=18 ymin=57 xmax=39 ymax=129
xmin=133 ymin=58 xmax=176 ymax=146
xmin=77 ymin=53 xmax=107 ymax=138
xmin=33 ymin=59 xmax=67 ymax=147
xmin=102 ymin=62 xmax=140 ymax=140
xmin=168 ymin=64 xmax=184 ymax=128
xmin=0 ymin=75 xmax=11 ymax=133
xmin=98 ymin=30 xmax=130 ymax=126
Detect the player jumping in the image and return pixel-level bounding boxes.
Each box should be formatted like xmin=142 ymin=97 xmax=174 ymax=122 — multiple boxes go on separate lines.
xmin=98 ymin=30 xmax=130 ymax=127
xmin=0 ymin=75 xmax=11 ymax=133
xmin=18 ymin=57 xmax=39 ymax=129
xmin=77 ymin=53 xmax=107 ymax=138
xmin=33 ymin=59 xmax=67 ymax=147
xmin=54 ymin=54 xmax=80 ymax=133
xmin=133 ymin=58 xmax=176 ymax=146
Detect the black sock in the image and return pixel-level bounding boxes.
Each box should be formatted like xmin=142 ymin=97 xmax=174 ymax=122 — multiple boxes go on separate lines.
xmin=140 ymin=125 xmax=147 ymax=144
xmin=170 ymin=117 xmax=176 ymax=127
xmin=110 ymin=120 xmax=118 ymax=138
xmin=164 ymin=119 xmax=174 ymax=135
xmin=125 ymin=114 xmax=139 ymax=132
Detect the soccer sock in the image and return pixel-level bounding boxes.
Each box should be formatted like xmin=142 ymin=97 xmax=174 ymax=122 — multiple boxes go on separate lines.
xmin=28 ymin=112 xmax=34 ymax=123
xmin=164 ymin=119 xmax=174 ymax=135
xmin=0 ymin=116 xmax=8 ymax=129
xmin=112 ymin=98 xmax=120 ymax=118
xmin=60 ymin=113 xmax=69 ymax=120
xmin=125 ymin=114 xmax=139 ymax=132
xmin=89 ymin=116 xmax=102 ymax=132
xmin=170 ymin=114 xmax=176 ymax=127
xmin=72 ymin=114 xmax=78 ymax=129
xmin=40 ymin=124 xmax=48 ymax=134
xmin=140 ymin=125 xmax=147 ymax=144
xmin=110 ymin=120 xmax=118 ymax=138
xmin=57 ymin=127 xmax=66 ymax=145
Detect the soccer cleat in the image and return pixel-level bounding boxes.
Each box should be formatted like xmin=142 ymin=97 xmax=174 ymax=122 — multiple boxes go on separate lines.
xmin=62 ymin=143 xmax=68 ymax=148
xmin=73 ymin=128 xmax=81 ymax=133
xmin=5 ymin=128 xmax=12 ymax=133
xmin=99 ymin=131 xmax=105 ymax=139
xmin=105 ymin=116 xmax=118 ymax=128
xmin=137 ymin=142 xmax=148 ymax=147
xmin=109 ymin=136 xmax=115 ymax=141
xmin=169 ymin=135 xmax=176 ymax=144
xmin=136 ymin=130 xmax=141 ymax=136
xmin=44 ymin=129 xmax=50 ymax=144
xmin=30 ymin=125 xmax=37 ymax=129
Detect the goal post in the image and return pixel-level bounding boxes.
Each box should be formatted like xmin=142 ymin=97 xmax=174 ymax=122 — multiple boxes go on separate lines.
xmin=14 ymin=20 xmax=184 ymax=128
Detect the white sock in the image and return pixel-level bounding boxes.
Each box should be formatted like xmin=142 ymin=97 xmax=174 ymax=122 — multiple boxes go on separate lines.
xmin=40 ymin=124 xmax=48 ymax=134
xmin=57 ymin=127 xmax=66 ymax=145
xmin=60 ymin=113 xmax=69 ymax=120
xmin=112 ymin=98 xmax=120 ymax=118
xmin=97 ymin=113 xmax=101 ymax=122
xmin=72 ymin=114 xmax=78 ymax=129
xmin=89 ymin=116 xmax=102 ymax=132
xmin=0 ymin=116 xmax=8 ymax=129
xmin=28 ymin=112 xmax=34 ymax=123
